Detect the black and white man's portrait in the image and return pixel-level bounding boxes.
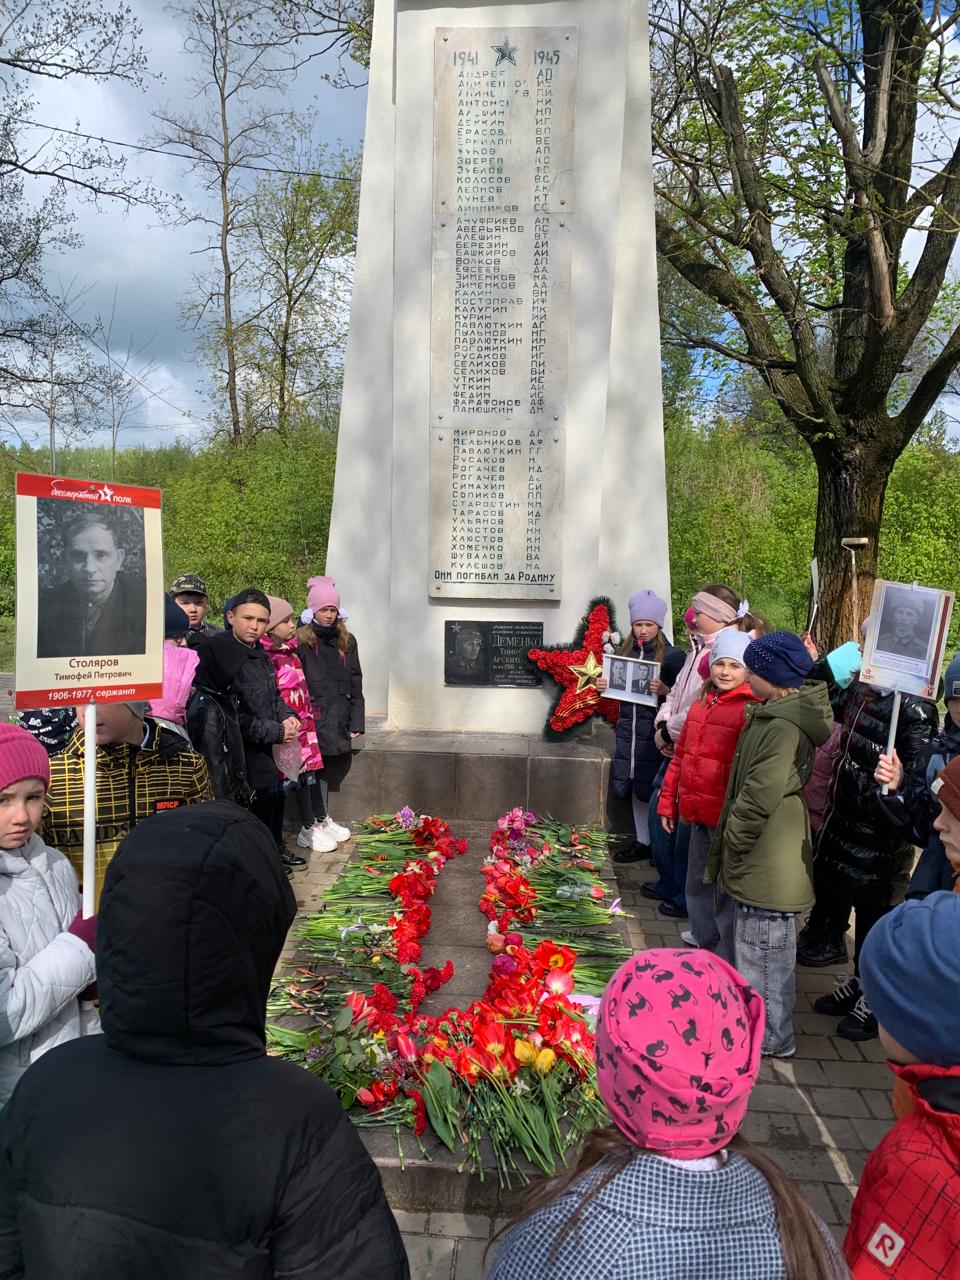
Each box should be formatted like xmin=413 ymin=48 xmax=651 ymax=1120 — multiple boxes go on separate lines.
xmin=36 ymin=501 xmax=147 ymax=659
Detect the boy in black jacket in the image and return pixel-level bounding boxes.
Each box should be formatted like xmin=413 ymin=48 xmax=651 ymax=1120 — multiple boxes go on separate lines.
xmin=204 ymin=589 xmax=303 ymax=872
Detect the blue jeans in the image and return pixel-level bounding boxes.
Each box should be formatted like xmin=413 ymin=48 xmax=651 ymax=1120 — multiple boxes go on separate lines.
xmin=649 ymin=762 xmax=690 ymax=910
xmin=731 ymin=904 xmax=797 ymax=1056
xmin=907 ymin=838 xmax=955 ymax=898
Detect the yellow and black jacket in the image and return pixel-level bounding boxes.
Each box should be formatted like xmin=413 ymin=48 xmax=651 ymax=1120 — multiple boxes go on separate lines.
xmin=42 ymin=721 xmax=212 ymax=907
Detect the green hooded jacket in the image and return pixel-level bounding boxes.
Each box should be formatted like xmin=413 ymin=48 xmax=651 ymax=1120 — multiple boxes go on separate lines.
xmin=706 ymin=681 xmax=834 ymax=912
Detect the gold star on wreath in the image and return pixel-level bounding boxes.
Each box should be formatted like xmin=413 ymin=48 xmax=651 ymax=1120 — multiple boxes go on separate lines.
xmin=527 ymin=599 xmax=622 ymax=738
xmin=569 ymin=651 xmax=603 ymax=693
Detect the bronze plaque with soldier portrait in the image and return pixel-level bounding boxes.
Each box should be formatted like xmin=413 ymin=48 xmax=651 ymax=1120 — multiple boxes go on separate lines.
xmin=444 ymin=620 xmax=543 ymax=687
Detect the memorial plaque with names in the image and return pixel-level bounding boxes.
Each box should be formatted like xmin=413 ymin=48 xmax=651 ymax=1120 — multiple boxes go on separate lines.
xmin=431 ymin=26 xmax=577 ymax=429
xmin=428 ymin=26 xmax=577 ymax=600
xmin=431 ymin=216 xmax=572 ymax=427
xmin=444 ymin=619 xmax=543 ymax=687
xmin=430 ymin=426 xmax=563 ymax=598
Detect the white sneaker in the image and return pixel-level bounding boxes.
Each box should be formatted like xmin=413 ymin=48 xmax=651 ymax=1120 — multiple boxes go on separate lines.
xmin=680 ymin=930 xmax=700 ymax=947
xmin=296 ymin=827 xmax=318 ymax=851
xmin=309 ymin=824 xmax=339 ymax=853
xmin=321 ymin=815 xmax=351 ymax=843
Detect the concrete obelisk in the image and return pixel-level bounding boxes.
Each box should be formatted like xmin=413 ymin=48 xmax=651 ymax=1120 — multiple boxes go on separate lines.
xmin=327 ymin=0 xmax=669 ymax=734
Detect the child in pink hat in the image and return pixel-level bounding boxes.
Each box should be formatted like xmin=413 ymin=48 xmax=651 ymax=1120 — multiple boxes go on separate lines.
xmin=261 ymin=596 xmax=338 ymax=855
xmin=295 ymin=575 xmax=364 ymax=842
xmin=490 ymin=949 xmax=846 ymax=1280
xmin=0 ymin=724 xmax=99 ymax=1102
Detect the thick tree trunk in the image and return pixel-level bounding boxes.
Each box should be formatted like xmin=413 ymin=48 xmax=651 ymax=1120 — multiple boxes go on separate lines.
xmin=810 ymin=440 xmax=890 ymax=651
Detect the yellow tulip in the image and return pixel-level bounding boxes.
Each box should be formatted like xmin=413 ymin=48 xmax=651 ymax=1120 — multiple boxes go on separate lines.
xmin=535 ymin=1048 xmax=557 ymax=1074
xmin=513 ymin=1039 xmax=537 ymax=1065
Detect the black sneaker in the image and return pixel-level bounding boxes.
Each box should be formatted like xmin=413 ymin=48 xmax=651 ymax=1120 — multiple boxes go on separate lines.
xmin=658 ymin=901 xmax=689 ymax=920
xmin=796 ymin=934 xmax=848 ymax=968
xmin=814 ymin=974 xmax=861 ymax=1017
xmin=613 ymin=842 xmax=652 ymax=865
xmin=836 ymin=995 xmax=878 ymax=1041
xmin=639 ymin=882 xmax=667 ymax=902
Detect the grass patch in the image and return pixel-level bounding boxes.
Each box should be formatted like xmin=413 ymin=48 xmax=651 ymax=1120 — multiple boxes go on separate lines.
xmin=0 ymin=618 xmax=12 ymax=671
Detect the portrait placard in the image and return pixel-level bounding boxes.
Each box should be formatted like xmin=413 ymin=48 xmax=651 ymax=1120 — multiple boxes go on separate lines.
xmin=861 ymin=579 xmax=955 ymax=698
xmin=15 ymin=473 xmax=165 ymax=708
xmin=443 ymin=619 xmax=543 ymax=687
xmin=602 ymin=653 xmax=660 ymax=707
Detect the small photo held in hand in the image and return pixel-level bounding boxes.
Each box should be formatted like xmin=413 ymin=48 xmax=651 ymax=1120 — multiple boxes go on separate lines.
xmin=602 ymin=653 xmax=660 ymax=706
xmin=861 ymin=579 xmax=955 ymax=698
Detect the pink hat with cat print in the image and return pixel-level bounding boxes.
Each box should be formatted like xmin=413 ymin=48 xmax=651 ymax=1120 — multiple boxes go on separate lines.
xmin=595 ymin=948 xmax=764 ymax=1158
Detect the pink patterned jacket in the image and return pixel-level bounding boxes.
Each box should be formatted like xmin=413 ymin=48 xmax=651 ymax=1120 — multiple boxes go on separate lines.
xmin=261 ymin=638 xmax=323 ymax=771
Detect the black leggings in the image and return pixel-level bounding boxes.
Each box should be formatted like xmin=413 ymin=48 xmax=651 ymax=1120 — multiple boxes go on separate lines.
xmin=250 ymin=785 xmax=285 ymax=851
xmin=315 ymin=753 xmax=353 ymax=813
xmin=293 ymin=773 xmax=327 ymax=827
xmin=807 ymin=859 xmax=900 ymax=975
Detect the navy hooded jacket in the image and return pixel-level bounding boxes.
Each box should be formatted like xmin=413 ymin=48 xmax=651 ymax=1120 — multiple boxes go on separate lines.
xmin=0 ymin=802 xmax=409 ymax=1280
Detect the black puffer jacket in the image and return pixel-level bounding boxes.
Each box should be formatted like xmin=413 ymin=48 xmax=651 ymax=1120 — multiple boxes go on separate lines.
xmin=187 ymin=639 xmax=254 ymax=804
xmin=298 ymin=623 xmax=364 ymax=757
xmin=203 ymin=632 xmax=294 ymax=790
xmin=815 ymin=680 xmax=938 ymax=895
xmin=0 ymin=802 xmax=409 ymax=1280
xmin=610 ymin=639 xmax=686 ymax=802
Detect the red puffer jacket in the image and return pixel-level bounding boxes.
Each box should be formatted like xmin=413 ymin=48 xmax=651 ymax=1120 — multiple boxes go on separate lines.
xmin=657 ymin=684 xmax=758 ymax=827
xmin=845 ymin=1063 xmax=960 ymax=1279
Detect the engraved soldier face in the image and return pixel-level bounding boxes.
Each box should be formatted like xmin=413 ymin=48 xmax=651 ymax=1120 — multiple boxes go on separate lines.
xmin=459 ymin=628 xmax=483 ymax=661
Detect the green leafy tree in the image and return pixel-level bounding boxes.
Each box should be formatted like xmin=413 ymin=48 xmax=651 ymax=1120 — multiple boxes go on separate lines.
xmin=153 ymin=0 xmax=302 ymax=444
xmin=205 ymin=140 xmax=359 ymax=435
xmin=651 ymin=0 xmax=960 ymax=643
xmin=269 ymin=2 xmax=374 ymax=78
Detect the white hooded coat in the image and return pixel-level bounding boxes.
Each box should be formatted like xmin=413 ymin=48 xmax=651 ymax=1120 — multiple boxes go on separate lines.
xmin=0 ymin=833 xmax=98 ymax=1102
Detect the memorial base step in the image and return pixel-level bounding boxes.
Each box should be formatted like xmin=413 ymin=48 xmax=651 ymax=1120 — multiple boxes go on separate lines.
xmin=359 ymin=1128 xmax=529 ymax=1217
xmin=290 ymin=726 xmax=632 ymax=830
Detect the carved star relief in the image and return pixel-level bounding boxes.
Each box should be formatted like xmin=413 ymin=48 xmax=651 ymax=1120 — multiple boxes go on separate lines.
xmin=491 ymin=37 xmax=518 ymax=66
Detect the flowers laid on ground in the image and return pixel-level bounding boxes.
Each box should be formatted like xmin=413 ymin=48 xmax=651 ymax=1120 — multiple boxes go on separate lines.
xmin=268 ymin=810 xmax=465 ymax=1110
xmin=411 ymin=934 xmax=608 ymax=1181
xmin=269 ymin=806 xmax=632 ymax=1183
xmin=482 ymin=808 xmax=632 ymax=995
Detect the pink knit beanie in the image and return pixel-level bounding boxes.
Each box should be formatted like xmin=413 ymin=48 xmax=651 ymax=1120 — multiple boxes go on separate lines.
xmin=0 ymin=723 xmax=51 ymax=793
xmin=307 ymin=576 xmax=340 ymax=614
xmin=266 ymin=595 xmax=294 ymax=632
xmin=596 ymin=948 xmax=765 ymax=1158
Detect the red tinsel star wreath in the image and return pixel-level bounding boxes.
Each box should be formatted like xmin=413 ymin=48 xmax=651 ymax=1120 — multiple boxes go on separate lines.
xmin=528 ymin=598 xmax=621 ymax=738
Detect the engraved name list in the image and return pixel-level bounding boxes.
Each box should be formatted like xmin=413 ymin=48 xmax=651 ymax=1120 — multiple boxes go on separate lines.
xmin=429 ymin=26 xmax=577 ymax=599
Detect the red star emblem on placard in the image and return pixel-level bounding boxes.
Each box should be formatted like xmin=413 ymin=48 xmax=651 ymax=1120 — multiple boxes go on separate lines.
xmin=528 ymin=600 xmax=621 ymax=736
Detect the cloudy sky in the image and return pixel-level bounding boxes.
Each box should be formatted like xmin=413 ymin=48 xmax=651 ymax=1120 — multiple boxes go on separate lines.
xmin=16 ymin=1 xmax=368 ymax=451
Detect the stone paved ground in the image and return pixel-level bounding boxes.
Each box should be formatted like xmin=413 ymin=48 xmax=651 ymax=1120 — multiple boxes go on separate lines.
xmin=279 ymin=822 xmax=890 ymax=1278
